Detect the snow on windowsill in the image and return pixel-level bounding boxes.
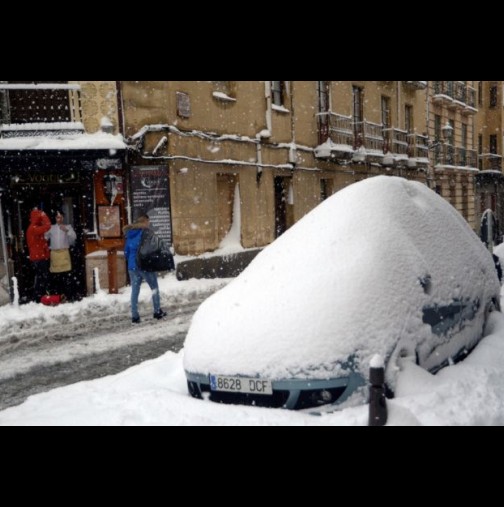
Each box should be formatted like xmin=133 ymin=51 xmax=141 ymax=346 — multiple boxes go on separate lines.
xmin=212 ymin=91 xmax=236 ymax=103
xmin=272 ymin=104 xmax=290 ymax=114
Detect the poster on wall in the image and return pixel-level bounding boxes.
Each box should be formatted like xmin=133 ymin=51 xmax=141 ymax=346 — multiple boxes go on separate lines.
xmin=130 ymin=166 xmax=172 ymax=244
xmin=98 ymin=205 xmax=121 ymax=238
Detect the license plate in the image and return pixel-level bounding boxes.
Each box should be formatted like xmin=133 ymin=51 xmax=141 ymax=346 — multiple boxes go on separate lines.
xmin=209 ymin=374 xmax=273 ymax=395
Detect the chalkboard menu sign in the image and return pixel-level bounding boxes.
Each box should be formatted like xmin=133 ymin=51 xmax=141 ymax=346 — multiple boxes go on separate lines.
xmin=130 ymin=166 xmax=172 ymax=244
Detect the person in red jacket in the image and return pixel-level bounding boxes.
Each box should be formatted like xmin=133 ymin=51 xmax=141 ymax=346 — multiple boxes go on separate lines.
xmin=26 ymin=208 xmax=51 ymax=303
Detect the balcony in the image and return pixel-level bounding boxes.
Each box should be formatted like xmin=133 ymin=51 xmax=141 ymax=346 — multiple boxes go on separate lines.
xmin=432 ymin=81 xmax=455 ymax=106
xmin=433 ymin=143 xmax=477 ymax=169
xmin=315 ymin=112 xmax=354 ymax=159
xmin=406 ymin=133 xmax=429 ymax=168
xmin=431 ymin=81 xmax=477 ymax=114
xmin=0 ymin=83 xmax=82 ymax=133
xmin=462 ymin=87 xmax=477 ymax=115
xmin=479 ymin=153 xmax=502 ymax=172
xmin=390 ymin=128 xmax=408 ymax=157
xmin=355 ymin=120 xmax=385 ymax=162
xmin=403 ymin=81 xmax=427 ymax=90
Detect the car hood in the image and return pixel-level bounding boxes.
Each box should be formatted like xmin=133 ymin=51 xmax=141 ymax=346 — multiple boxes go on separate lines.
xmin=183 ymin=176 xmax=500 ymax=380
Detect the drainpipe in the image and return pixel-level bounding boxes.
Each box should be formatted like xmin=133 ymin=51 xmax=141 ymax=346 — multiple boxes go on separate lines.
xmin=116 ymin=81 xmax=125 ymax=136
xmin=264 ymin=81 xmax=272 ymax=135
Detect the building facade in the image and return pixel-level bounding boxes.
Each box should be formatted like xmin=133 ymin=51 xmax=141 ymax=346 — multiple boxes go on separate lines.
xmin=427 ymin=81 xmax=478 ymax=228
xmin=2 ymin=81 xmax=502 ymax=305
xmin=474 ymin=81 xmax=504 ymax=241
xmin=121 ymin=81 xmax=429 ymax=256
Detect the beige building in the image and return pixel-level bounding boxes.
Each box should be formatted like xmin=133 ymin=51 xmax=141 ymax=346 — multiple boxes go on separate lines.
xmin=427 ymin=81 xmax=478 ymax=228
xmin=474 ymin=81 xmax=504 ymax=239
xmin=121 ymin=81 xmax=430 ymax=256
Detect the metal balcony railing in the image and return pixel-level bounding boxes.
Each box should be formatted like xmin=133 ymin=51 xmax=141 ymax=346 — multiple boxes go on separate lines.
xmin=433 ymin=143 xmax=477 ymax=168
xmin=317 ymin=112 xmax=354 ymax=146
xmin=479 ymin=154 xmax=503 ymax=171
xmin=432 ymin=81 xmax=477 ymax=113
xmin=408 ymin=133 xmax=429 ymax=159
xmin=317 ymin=112 xmax=436 ymax=167
xmin=392 ymin=128 xmax=409 ymax=156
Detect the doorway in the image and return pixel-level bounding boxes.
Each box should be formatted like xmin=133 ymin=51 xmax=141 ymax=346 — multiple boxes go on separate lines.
xmin=10 ymin=183 xmax=88 ymax=304
xmin=274 ymin=176 xmax=293 ymax=238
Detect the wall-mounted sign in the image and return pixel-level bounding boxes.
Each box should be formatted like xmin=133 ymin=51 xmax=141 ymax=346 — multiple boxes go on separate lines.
xmin=176 ymin=91 xmax=191 ymax=119
xmin=11 ymin=172 xmax=80 ymax=185
xmin=96 ymin=158 xmax=122 ymax=170
xmin=130 ymin=166 xmax=172 ymax=244
xmin=98 ymin=205 xmax=121 ymax=238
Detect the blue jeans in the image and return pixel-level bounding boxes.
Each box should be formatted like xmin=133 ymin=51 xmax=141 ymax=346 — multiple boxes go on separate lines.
xmin=129 ymin=270 xmax=161 ymax=320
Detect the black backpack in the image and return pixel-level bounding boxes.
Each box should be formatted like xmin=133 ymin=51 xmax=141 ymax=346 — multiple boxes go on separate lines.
xmin=137 ymin=229 xmax=175 ymax=272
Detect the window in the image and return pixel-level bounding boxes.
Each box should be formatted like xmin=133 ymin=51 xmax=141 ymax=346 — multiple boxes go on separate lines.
xmin=434 ymin=115 xmax=441 ymax=142
xmin=271 ymin=81 xmax=287 ymax=107
xmin=461 ymin=181 xmax=468 ymax=220
xmin=405 ymin=105 xmax=413 ymax=133
xmin=317 ymin=81 xmax=330 ymax=113
xmin=450 ymin=180 xmax=457 ymax=208
xmin=490 ymin=134 xmax=497 ymax=154
xmin=352 ymin=86 xmax=364 ymax=141
xmin=478 ymin=81 xmax=483 ymax=106
xmin=479 ymin=134 xmax=483 ymax=170
xmin=461 ymin=124 xmax=468 ymax=165
xmin=320 ymin=179 xmax=334 ymax=202
xmin=381 ymin=96 xmax=391 ymax=129
xmin=490 ymin=83 xmax=498 ymax=108
xmin=381 ymin=96 xmax=391 ymax=150
xmin=317 ymin=82 xmax=330 ymax=144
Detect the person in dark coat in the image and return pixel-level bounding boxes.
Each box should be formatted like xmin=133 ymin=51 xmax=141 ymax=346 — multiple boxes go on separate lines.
xmin=26 ymin=208 xmax=51 ymax=303
xmin=124 ymin=214 xmax=167 ymax=324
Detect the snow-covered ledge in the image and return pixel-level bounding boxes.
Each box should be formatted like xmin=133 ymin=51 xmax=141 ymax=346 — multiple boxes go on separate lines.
xmin=212 ymin=91 xmax=236 ymax=103
xmin=272 ymin=104 xmax=290 ymax=114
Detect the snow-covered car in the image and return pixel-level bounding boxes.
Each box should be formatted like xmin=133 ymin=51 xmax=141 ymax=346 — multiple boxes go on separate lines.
xmin=183 ymin=176 xmax=501 ymax=410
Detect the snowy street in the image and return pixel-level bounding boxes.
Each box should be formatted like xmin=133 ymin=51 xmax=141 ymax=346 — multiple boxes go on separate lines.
xmin=0 ymin=276 xmax=504 ymax=425
xmin=0 ymin=274 xmax=229 ymax=411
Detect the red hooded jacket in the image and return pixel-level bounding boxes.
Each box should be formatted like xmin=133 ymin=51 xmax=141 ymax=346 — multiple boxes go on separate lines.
xmin=26 ymin=209 xmax=51 ymax=261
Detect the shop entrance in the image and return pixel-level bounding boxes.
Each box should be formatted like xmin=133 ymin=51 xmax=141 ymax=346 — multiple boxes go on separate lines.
xmin=10 ymin=183 xmax=88 ymax=304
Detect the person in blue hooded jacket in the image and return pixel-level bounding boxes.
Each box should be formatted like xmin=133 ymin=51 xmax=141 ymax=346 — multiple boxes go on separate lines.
xmin=124 ymin=214 xmax=167 ymax=324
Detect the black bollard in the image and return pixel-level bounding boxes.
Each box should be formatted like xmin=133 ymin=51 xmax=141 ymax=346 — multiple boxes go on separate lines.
xmin=368 ymin=356 xmax=387 ymax=426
